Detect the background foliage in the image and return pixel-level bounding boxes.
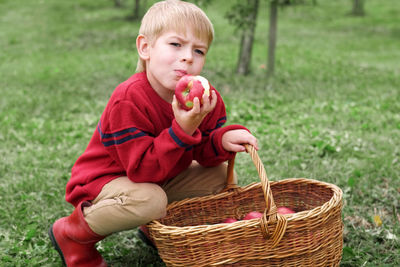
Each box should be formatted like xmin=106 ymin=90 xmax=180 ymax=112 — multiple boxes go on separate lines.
xmin=0 ymin=0 xmax=399 ymax=266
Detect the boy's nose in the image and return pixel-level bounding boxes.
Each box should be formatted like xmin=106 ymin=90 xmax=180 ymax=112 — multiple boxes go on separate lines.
xmin=181 ymin=49 xmax=193 ymax=64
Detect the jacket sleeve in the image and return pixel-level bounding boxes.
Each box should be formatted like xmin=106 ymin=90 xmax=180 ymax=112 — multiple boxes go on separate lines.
xmin=193 ymin=89 xmax=250 ymax=167
xmin=100 ymin=100 xmax=201 ymax=183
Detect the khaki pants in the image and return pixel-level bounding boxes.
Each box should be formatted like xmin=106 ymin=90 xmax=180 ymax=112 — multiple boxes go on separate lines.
xmin=83 ymin=161 xmax=236 ymax=236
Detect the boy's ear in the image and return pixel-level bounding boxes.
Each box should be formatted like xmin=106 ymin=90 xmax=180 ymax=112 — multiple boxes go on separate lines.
xmin=136 ymin=34 xmax=150 ymax=61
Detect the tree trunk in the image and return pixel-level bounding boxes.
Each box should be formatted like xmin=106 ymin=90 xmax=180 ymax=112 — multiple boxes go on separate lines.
xmin=114 ymin=0 xmax=122 ymax=8
xmin=133 ymin=0 xmax=141 ymax=20
xmin=236 ymin=0 xmax=260 ymax=75
xmin=352 ymin=0 xmax=365 ymax=16
xmin=267 ymin=0 xmax=278 ymax=77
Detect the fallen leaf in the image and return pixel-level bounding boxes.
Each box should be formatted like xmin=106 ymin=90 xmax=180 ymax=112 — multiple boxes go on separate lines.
xmin=373 ymin=215 xmax=382 ymax=227
xmin=385 ymin=230 xmax=398 ymax=240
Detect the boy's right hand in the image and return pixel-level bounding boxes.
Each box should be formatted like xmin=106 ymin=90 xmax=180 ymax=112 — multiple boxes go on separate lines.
xmin=172 ymin=90 xmax=217 ymax=136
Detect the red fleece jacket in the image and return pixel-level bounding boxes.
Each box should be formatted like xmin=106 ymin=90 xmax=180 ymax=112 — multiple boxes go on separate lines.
xmin=65 ymin=72 xmax=248 ymax=207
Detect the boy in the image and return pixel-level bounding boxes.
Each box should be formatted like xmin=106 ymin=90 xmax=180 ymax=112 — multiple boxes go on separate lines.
xmin=48 ymin=0 xmax=258 ymax=266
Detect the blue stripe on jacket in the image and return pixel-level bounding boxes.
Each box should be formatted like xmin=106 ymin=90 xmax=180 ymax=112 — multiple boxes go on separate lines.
xmin=203 ymin=116 xmax=227 ymax=136
xmin=98 ymin=123 xmax=148 ymax=147
xmin=98 ymin=123 xmax=141 ymax=139
xmin=168 ymin=127 xmax=191 ymax=148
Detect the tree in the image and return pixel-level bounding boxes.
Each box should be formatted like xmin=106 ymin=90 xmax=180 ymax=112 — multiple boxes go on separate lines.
xmin=238 ymin=0 xmax=260 ymax=75
xmin=132 ymin=0 xmax=142 ymax=20
xmin=113 ymin=0 xmax=122 ymax=8
xmin=112 ymin=0 xmax=145 ymax=20
xmin=225 ymin=0 xmax=283 ymax=76
xmin=212 ymin=0 xmax=311 ymax=76
xmin=351 ymin=0 xmax=365 ymax=16
xmin=267 ymin=0 xmax=278 ymax=77
xmin=228 ymin=0 xmax=260 ymax=75
xmin=226 ymin=0 xmax=260 ymax=75
xmin=266 ymin=0 xmax=308 ymax=76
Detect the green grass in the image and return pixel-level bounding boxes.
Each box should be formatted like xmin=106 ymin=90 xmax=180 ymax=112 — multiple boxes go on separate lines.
xmin=1 ymin=0 xmax=399 ymax=266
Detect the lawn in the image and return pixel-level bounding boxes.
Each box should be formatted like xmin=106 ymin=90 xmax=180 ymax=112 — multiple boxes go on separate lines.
xmin=0 ymin=0 xmax=399 ymax=266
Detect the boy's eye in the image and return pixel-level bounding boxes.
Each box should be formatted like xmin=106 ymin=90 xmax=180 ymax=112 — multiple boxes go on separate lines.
xmin=195 ymin=49 xmax=205 ymax=55
xmin=170 ymin=42 xmax=180 ymax=47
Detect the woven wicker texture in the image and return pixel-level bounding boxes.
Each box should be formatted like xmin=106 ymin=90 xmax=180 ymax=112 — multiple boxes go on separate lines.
xmin=148 ymin=145 xmax=343 ymax=266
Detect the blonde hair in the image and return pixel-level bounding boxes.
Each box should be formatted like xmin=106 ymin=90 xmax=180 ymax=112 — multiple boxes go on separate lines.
xmin=136 ymin=0 xmax=214 ymax=72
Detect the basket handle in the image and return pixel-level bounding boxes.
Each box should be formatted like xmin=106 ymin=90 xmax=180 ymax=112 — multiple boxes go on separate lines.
xmin=226 ymin=144 xmax=287 ymax=247
xmin=225 ymin=156 xmax=238 ymax=191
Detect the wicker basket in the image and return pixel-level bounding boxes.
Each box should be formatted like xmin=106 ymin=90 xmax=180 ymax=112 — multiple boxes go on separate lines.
xmin=147 ymin=145 xmax=343 ymax=266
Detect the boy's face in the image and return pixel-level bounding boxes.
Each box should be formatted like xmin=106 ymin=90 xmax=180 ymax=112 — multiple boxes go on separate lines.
xmin=144 ymin=30 xmax=208 ymax=102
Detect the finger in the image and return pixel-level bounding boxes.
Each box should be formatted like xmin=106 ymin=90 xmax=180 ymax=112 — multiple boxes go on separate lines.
xmin=202 ymin=91 xmax=211 ymax=105
xmin=235 ymin=138 xmax=258 ymax=151
xmin=191 ymin=97 xmax=201 ymax=113
xmin=227 ymin=143 xmax=246 ymax=153
xmin=201 ymin=90 xmax=216 ymax=113
xmin=210 ymin=90 xmax=217 ymax=109
xmin=172 ymin=95 xmax=180 ymax=111
xmin=246 ymin=140 xmax=259 ymax=150
xmin=201 ymin=93 xmax=211 ymax=110
xmin=251 ymin=140 xmax=259 ymax=150
xmin=245 ymin=135 xmax=259 ymax=150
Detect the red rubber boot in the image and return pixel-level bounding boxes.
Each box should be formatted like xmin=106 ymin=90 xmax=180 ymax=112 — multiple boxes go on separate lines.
xmin=48 ymin=201 xmax=107 ymax=267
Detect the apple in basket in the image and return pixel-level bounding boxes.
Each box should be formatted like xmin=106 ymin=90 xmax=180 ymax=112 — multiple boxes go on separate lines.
xmin=243 ymin=211 xmax=263 ymax=220
xmin=222 ymin=218 xmax=238 ymax=223
xmin=175 ymin=75 xmax=211 ymax=110
xmin=277 ymin=206 xmax=295 ymax=215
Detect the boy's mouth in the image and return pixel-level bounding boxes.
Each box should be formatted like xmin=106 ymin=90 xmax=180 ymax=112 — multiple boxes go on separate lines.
xmin=175 ymin=69 xmax=188 ymax=77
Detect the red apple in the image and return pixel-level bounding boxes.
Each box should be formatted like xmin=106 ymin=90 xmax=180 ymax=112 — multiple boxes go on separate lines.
xmin=222 ymin=218 xmax=238 ymax=223
xmin=277 ymin=206 xmax=295 ymax=215
xmin=243 ymin=211 xmax=263 ymax=220
xmin=175 ymin=75 xmax=211 ymax=110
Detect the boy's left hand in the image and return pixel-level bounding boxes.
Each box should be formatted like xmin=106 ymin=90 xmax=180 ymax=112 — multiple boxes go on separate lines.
xmin=222 ymin=129 xmax=259 ymax=152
